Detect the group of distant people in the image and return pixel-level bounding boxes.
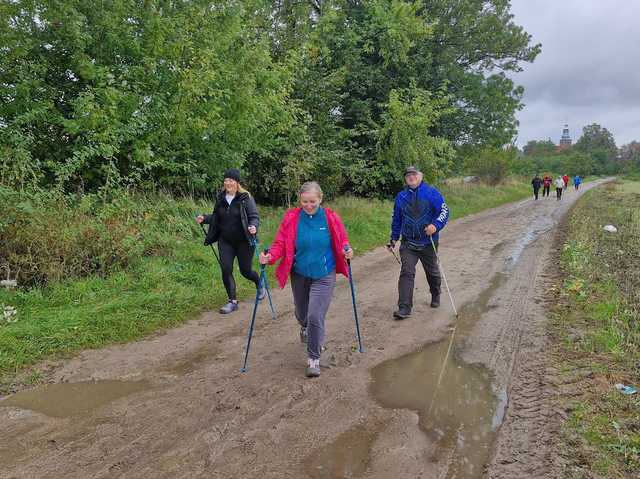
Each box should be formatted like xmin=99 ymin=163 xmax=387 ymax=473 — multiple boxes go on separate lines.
xmin=531 ymin=173 xmax=581 ymax=201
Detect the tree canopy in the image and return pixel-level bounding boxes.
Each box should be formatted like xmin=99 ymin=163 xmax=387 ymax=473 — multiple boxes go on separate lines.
xmin=515 ymin=122 xmax=630 ymax=177
xmin=1 ymin=0 xmax=541 ymax=200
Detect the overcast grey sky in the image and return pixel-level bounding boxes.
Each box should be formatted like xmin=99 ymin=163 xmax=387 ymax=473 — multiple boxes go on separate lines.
xmin=510 ymin=0 xmax=640 ymax=147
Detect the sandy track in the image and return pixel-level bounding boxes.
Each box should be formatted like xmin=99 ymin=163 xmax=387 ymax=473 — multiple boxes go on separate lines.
xmin=0 ymin=181 xmax=608 ymax=479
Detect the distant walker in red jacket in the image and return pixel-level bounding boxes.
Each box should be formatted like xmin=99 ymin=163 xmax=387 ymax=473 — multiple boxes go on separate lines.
xmin=542 ymin=174 xmax=552 ymax=197
xmin=260 ymin=181 xmax=353 ymax=378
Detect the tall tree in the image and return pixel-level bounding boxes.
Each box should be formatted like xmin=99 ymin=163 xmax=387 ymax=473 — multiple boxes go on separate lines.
xmin=619 ymin=141 xmax=640 ymax=172
xmin=1 ymin=0 xmax=541 ymax=199
xmin=418 ymin=0 xmax=540 ymax=146
xmin=574 ymin=123 xmax=618 ymax=174
xmin=0 ymin=0 xmax=295 ymax=192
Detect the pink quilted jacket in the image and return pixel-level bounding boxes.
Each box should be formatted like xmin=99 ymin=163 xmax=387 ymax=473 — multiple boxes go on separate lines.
xmin=268 ymin=207 xmax=350 ymax=288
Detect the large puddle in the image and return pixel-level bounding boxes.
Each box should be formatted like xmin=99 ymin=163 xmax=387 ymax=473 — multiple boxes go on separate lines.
xmin=311 ymin=272 xmax=511 ymax=478
xmin=371 ymin=343 xmax=500 ymax=478
xmin=0 ymin=379 xmax=150 ymax=418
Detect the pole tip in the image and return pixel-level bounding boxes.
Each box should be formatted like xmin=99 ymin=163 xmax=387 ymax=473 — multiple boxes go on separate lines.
xmin=240 ymin=367 xmax=247 ymax=373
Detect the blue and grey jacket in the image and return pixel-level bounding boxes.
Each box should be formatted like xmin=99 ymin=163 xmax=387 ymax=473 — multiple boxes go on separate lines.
xmin=391 ymin=182 xmax=449 ymax=245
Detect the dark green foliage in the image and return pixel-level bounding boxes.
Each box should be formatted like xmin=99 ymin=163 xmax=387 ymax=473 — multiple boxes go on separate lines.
xmin=574 ymin=123 xmax=621 ymax=174
xmin=0 ymin=0 xmax=295 ymax=193
xmin=516 ymin=121 xmax=637 ymax=177
xmin=1 ymin=1 xmax=541 ymax=201
xmin=522 ymin=139 xmax=556 ymax=157
xmin=516 ymin=150 xmax=595 ymax=178
xmin=620 ymin=141 xmax=640 ymax=173
xmin=463 ymin=146 xmax=515 ymax=184
xmin=354 ymin=86 xmax=455 ymax=196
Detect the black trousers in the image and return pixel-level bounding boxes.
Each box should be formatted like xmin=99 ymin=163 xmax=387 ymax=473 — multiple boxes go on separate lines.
xmin=556 ymin=187 xmax=563 ymax=200
xmin=398 ymin=241 xmax=441 ymax=311
xmin=543 ymin=185 xmax=550 ymax=196
xmin=218 ymin=238 xmax=260 ymax=301
xmin=533 ymin=187 xmax=540 ymax=200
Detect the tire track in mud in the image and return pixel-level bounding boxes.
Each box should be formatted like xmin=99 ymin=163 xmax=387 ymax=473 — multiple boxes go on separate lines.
xmin=485 ymin=235 xmax=566 ymax=479
xmin=484 ymin=190 xmax=610 ymax=478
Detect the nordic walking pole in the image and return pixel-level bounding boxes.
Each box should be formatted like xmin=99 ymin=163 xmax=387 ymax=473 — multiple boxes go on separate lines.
xmin=197 ymin=220 xmax=222 ymax=267
xmin=430 ymin=236 xmax=458 ymax=317
xmin=386 ymin=242 xmax=401 ymax=265
xmin=251 ymin=236 xmax=276 ymax=321
xmin=344 ymin=246 xmax=364 ymax=353
xmin=241 ymin=250 xmax=268 ymax=372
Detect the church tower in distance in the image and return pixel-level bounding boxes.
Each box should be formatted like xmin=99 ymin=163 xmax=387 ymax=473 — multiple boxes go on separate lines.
xmin=558 ymin=124 xmax=572 ymax=151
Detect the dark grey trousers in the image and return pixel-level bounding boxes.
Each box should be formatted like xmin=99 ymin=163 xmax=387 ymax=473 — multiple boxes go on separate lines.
xmin=290 ymin=271 xmax=336 ymax=360
xmin=398 ymin=241 xmax=441 ymax=311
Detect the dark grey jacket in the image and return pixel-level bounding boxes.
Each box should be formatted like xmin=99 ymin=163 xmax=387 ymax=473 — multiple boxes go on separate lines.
xmin=203 ymin=191 xmax=259 ymax=246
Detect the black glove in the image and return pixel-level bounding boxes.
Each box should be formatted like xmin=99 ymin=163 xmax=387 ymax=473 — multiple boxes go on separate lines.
xmin=386 ymin=239 xmax=396 ymax=250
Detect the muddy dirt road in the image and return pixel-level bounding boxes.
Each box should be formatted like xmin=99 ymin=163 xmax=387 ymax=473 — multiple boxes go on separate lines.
xmin=0 ymin=180 xmax=609 ymax=479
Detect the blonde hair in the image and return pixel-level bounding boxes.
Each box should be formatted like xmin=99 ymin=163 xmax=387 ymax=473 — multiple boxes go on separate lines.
xmin=298 ymin=181 xmax=323 ymax=200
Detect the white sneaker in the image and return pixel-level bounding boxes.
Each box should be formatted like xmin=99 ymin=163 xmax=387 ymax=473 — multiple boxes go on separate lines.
xmin=305 ymin=358 xmax=320 ymax=378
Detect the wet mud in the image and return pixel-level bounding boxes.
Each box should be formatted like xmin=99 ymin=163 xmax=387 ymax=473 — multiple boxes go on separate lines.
xmin=305 ymin=423 xmax=381 ymax=479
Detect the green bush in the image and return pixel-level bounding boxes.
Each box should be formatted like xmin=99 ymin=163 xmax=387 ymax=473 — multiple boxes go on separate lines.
xmin=0 ymin=188 xmax=204 ymax=287
xmin=464 ymin=146 xmax=515 ymax=185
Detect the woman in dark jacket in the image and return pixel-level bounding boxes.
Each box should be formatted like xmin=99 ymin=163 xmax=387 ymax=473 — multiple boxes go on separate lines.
xmin=196 ymin=169 xmax=264 ymax=314
xmin=531 ymin=174 xmax=543 ymax=200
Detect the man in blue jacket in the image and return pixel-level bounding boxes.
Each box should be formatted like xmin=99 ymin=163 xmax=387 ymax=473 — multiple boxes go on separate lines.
xmin=573 ymin=175 xmax=582 ymax=190
xmin=387 ymin=166 xmax=449 ymax=319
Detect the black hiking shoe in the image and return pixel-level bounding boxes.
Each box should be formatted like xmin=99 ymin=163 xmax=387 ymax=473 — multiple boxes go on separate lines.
xmin=393 ymin=307 xmax=411 ymax=320
xmin=430 ymin=294 xmax=440 ymax=308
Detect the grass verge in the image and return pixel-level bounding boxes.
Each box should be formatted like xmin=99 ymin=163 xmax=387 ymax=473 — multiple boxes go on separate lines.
xmin=552 ymin=180 xmax=640 ymax=477
xmin=439 ymin=176 xmax=532 ymax=219
xmin=0 ymin=178 xmax=532 ymax=391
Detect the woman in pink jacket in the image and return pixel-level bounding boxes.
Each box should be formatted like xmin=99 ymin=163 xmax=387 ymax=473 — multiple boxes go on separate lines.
xmin=259 ymin=182 xmax=354 ymax=378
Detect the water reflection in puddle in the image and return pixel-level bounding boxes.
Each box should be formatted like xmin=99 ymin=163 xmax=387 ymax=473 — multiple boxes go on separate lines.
xmin=367 ymin=272 xmax=511 ymax=478
xmin=0 ymin=380 xmax=150 ymax=418
xmin=307 ymin=272 xmax=511 ymax=478
xmin=371 ymin=344 xmax=498 ymax=478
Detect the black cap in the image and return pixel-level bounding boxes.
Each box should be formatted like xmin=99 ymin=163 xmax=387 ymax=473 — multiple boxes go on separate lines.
xmin=404 ymin=166 xmax=420 ymax=176
xmin=223 ymin=168 xmax=241 ymax=183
